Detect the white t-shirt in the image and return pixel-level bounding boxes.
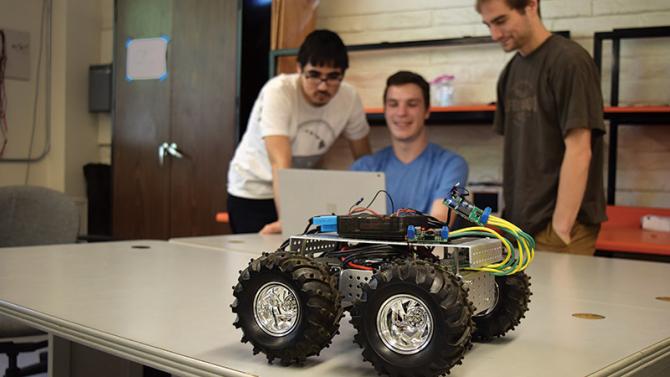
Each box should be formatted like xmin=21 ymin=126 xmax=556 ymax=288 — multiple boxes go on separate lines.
xmin=227 ymin=74 xmax=370 ymax=199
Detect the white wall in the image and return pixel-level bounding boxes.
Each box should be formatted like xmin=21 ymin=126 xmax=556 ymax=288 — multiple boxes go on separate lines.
xmin=317 ymin=0 xmax=670 ymax=207
xmin=0 ymin=0 xmax=101 ymax=200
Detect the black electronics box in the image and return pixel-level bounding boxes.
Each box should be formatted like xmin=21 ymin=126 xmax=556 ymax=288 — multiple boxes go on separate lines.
xmin=337 ymin=215 xmax=431 ymax=241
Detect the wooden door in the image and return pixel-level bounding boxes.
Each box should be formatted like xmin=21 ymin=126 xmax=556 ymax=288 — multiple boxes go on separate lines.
xmin=113 ymin=0 xmax=173 ymax=239
xmin=113 ymin=0 xmax=236 ymax=239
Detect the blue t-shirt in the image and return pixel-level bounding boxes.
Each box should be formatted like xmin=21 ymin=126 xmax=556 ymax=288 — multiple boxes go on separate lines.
xmin=351 ymin=143 xmax=468 ymax=214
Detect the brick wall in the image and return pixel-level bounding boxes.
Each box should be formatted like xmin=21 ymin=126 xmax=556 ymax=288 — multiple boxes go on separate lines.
xmin=317 ymin=0 xmax=670 ymax=207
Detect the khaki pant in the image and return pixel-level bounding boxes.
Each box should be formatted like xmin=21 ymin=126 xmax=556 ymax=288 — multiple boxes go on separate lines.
xmin=534 ymin=221 xmax=600 ymax=256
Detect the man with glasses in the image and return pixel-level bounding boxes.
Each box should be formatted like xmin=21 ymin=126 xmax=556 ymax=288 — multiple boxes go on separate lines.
xmin=227 ymin=29 xmax=372 ymax=234
xmin=352 ymin=71 xmax=468 ymax=224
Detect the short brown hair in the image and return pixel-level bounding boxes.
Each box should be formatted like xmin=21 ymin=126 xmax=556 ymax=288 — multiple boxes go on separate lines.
xmin=475 ymin=0 xmax=541 ymax=18
xmin=384 ymin=71 xmax=430 ymax=110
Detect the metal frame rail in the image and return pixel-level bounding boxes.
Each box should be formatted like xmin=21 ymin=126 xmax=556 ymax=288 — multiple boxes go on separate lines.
xmin=593 ymin=26 xmax=670 ymax=204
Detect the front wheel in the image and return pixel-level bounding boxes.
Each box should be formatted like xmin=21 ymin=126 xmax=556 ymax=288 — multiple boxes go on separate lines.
xmin=472 ymin=271 xmax=531 ymax=341
xmin=231 ymin=252 xmax=342 ymax=365
xmin=351 ymin=260 xmax=474 ymax=377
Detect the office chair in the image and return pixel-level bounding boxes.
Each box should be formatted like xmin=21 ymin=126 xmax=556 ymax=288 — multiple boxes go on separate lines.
xmin=0 ymin=185 xmax=79 ymax=377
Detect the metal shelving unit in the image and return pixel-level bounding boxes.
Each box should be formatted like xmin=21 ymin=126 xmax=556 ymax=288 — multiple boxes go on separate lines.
xmin=593 ymin=26 xmax=670 ymax=205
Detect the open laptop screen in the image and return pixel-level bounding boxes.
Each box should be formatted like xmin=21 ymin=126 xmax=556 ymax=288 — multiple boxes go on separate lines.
xmin=278 ymin=169 xmax=386 ymax=237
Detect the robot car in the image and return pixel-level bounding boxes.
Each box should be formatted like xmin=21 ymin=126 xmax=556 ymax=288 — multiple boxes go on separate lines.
xmin=231 ymin=185 xmax=533 ymax=377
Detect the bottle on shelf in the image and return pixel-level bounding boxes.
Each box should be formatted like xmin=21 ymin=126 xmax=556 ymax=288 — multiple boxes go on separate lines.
xmin=430 ymin=74 xmax=455 ymax=107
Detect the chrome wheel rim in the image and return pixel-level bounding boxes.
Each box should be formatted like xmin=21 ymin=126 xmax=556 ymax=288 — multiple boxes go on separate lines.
xmin=377 ymin=294 xmax=433 ymax=354
xmin=253 ymin=282 xmax=300 ymax=337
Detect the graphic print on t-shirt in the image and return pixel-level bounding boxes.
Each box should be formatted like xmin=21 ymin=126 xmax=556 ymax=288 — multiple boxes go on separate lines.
xmin=506 ymin=80 xmax=537 ymax=126
xmin=291 ymin=119 xmax=337 ymax=168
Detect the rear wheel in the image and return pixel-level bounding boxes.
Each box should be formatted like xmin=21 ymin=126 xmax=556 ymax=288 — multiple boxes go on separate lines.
xmin=472 ymin=271 xmax=531 ymax=341
xmin=351 ymin=260 xmax=474 ymax=377
xmin=231 ymin=252 xmax=342 ymax=364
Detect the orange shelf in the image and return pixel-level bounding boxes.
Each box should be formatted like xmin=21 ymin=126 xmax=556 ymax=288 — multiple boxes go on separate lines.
xmin=365 ymin=105 xmax=670 ymax=114
xmin=366 ymin=104 xmax=496 ymax=114
xmin=604 ymin=105 xmax=670 ymax=113
xmin=365 ymin=105 xmax=670 ymax=125
xmin=595 ymin=205 xmax=670 ymax=256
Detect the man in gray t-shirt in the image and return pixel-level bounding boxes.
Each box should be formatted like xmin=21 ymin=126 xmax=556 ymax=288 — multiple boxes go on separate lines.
xmin=476 ymin=0 xmax=606 ymax=255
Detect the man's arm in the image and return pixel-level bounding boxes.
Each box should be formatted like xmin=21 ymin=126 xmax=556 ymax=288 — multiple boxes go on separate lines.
xmin=552 ymin=128 xmax=592 ymax=243
xmin=348 ymin=135 xmax=372 ymax=159
xmin=431 ymin=155 xmax=468 ymax=227
xmin=429 ymin=200 xmax=456 ymax=227
xmin=261 ymin=135 xmax=292 ymax=234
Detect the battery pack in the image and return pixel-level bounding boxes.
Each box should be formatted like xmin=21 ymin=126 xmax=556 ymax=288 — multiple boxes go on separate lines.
xmin=337 ymin=215 xmax=431 ymax=240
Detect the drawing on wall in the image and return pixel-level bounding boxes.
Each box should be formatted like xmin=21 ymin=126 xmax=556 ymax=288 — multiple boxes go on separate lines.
xmin=126 ymin=35 xmax=170 ymax=81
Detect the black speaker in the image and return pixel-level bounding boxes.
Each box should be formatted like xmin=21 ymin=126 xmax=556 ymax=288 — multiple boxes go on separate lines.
xmin=89 ymin=64 xmax=112 ymax=113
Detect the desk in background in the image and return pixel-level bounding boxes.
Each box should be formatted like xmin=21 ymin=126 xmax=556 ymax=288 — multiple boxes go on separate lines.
xmin=1 ymin=239 xmax=669 ymax=376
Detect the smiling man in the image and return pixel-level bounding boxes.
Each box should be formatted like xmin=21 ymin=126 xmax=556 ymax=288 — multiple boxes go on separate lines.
xmin=227 ymin=30 xmax=372 ymax=234
xmin=351 ymin=71 xmax=468 ymax=222
xmin=476 ymin=0 xmax=607 ymax=254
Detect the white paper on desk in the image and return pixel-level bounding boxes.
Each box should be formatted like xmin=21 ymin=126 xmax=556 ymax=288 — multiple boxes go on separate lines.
xmin=126 ymin=36 xmax=169 ymax=81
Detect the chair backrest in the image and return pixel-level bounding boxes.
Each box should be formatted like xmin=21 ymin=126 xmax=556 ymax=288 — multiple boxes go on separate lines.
xmin=0 ymin=185 xmax=80 ymax=247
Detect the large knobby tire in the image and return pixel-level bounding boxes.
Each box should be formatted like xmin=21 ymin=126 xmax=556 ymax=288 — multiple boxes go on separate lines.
xmin=472 ymin=271 xmax=531 ymax=341
xmin=231 ymin=252 xmax=342 ymax=365
xmin=350 ymin=260 xmax=474 ymax=377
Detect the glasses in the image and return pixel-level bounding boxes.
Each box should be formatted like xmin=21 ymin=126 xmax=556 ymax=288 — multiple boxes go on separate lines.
xmin=303 ymin=70 xmax=343 ymax=86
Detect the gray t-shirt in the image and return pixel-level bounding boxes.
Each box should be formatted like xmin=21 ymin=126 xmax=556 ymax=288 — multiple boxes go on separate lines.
xmin=494 ymin=35 xmax=607 ymax=235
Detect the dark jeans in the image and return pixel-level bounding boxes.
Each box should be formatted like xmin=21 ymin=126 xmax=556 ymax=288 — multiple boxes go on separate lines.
xmin=227 ymin=194 xmax=278 ymax=234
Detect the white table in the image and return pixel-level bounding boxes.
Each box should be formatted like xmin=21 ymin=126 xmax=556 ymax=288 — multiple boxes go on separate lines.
xmin=169 ymin=233 xmax=282 ymax=255
xmin=1 ymin=238 xmax=669 ymax=376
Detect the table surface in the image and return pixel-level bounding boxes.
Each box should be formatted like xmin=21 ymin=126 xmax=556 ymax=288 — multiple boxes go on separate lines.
xmin=170 ymin=233 xmax=283 ymax=255
xmin=1 ymin=238 xmax=670 ymax=377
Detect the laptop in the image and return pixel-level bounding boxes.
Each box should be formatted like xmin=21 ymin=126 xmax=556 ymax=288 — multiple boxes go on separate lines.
xmin=278 ymin=169 xmax=386 ymax=237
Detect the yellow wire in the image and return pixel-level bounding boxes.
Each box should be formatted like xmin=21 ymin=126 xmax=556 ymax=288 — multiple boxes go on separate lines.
xmin=489 ymin=215 xmax=535 ymax=272
xmin=452 ymin=214 xmax=536 ymax=275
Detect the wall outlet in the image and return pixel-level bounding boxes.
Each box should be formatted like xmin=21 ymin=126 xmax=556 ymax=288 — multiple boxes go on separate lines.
xmin=1 ymin=28 xmax=31 ymax=81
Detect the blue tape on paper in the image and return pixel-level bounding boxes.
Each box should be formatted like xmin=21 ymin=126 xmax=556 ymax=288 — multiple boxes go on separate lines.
xmin=126 ymin=38 xmax=135 ymax=81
